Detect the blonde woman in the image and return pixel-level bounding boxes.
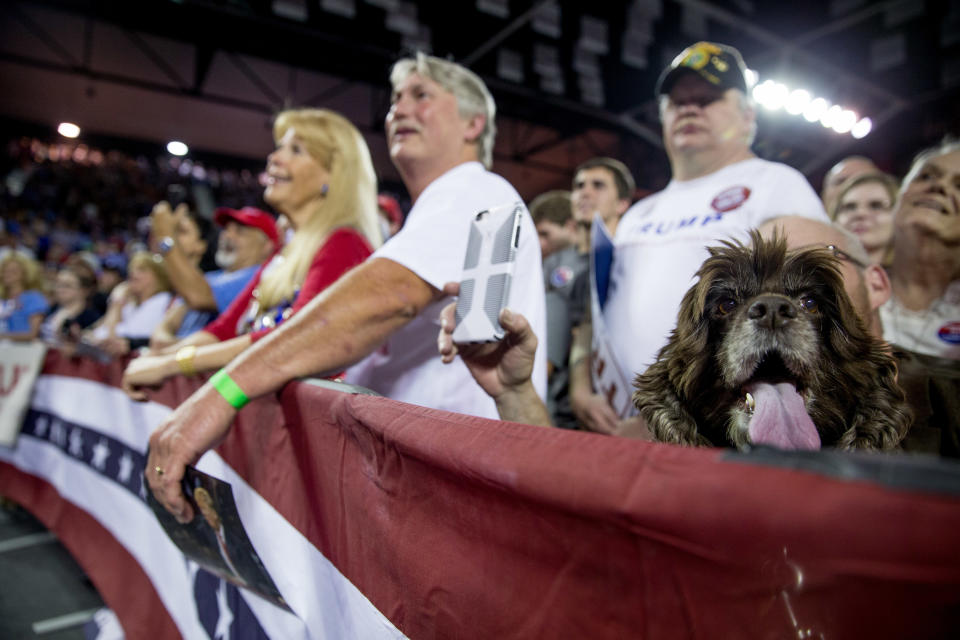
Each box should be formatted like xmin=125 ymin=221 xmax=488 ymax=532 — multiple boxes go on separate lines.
xmin=122 ymin=108 xmax=380 ymax=398
xmin=88 ymin=252 xmax=172 ymax=357
xmin=0 ymin=252 xmax=49 ymax=341
xmin=830 ymin=171 xmax=899 ymax=267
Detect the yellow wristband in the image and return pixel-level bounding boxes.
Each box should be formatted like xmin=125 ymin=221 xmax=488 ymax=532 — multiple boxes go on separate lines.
xmin=175 ymin=345 xmax=198 ymax=377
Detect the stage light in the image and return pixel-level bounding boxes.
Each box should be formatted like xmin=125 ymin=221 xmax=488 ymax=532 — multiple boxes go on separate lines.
xmin=820 ymin=105 xmax=843 ymax=129
xmin=802 ymin=98 xmax=829 ymax=122
xmin=58 ymin=122 xmax=80 ymax=138
xmin=851 ymin=117 xmax=873 ymax=139
xmin=167 ymin=141 xmax=189 ymax=156
xmin=762 ymin=82 xmax=789 ymax=111
xmin=785 ymin=89 xmax=811 ymax=115
xmin=831 ymin=109 xmax=858 ymax=134
xmin=744 ymin=68 xmax=758 ymax=89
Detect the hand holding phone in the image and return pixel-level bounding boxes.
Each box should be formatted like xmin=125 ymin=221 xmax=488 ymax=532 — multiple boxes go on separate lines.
xmin=452 ymin=202 xmax=524 ymax=344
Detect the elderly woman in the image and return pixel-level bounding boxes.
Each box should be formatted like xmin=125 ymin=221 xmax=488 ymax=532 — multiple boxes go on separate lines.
xmin=831 ymin=171 xmax=899 ymax=267
xmin=879 ymin=138 xmax=960 ymax=360
xmin=0 ymin=252 xmax=49 ymax=341
xmin=87 ymin=252 xmax=172 ymax=357
xmin=122 ymin=108 xmax=380 ymax=398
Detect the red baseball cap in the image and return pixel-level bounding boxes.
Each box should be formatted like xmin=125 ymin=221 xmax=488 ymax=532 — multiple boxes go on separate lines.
xmin=213 ymin=207 xmax=280 ymax=246
xmin=377 ymin=194 xmax=404 ymax=227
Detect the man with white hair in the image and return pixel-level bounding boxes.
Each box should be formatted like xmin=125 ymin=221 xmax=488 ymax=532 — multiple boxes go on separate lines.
xmin=148 ymin=53 xmax=547 ymax=521
xmin=569 ymin=41 xmax=829 ymax=434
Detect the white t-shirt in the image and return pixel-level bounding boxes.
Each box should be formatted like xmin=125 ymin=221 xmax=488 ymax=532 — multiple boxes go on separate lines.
xmin=345 ymin=161 xmax=548 ymax=419
xmin=91 ymin=291 xmax=172 ymax=340
xmin=602 ymin=157 xmax=828 ymax=383
xmin=880 ymin=281 xmax=960 ymax=360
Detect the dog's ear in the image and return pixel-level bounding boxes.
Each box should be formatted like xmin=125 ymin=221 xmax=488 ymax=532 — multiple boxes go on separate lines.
xmin=633 ymin=363 xmax=711 ymax=446
xmin=664 ymin=264 xmax=717 ymax=398
xmin=834 ymin=346 xmax=913 ymax=450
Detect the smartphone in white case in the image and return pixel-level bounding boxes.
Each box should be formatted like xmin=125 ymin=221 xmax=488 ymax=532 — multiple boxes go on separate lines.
xmin=452 ymin=201 xmax=524 ymax=344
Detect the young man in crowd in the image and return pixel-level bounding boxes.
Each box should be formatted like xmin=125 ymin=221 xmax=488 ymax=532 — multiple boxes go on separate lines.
xmin=148 ymin=203 xmax=277 ymax=350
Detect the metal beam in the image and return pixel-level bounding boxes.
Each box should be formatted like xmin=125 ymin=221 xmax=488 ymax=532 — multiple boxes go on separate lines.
xmin=9 ymin=3 xmax=79 ymax=67
xmin=461 ymin=0 xmax=556 ymax=67
xmin=226 ymin=52 xmax=282 ymax=106
xmin=123 ymin=29 xmax=189 ymax=89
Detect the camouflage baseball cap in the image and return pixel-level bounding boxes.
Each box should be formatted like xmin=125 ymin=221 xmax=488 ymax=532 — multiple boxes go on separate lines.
xmin=655 ymin=41 xmax=749 ymax=96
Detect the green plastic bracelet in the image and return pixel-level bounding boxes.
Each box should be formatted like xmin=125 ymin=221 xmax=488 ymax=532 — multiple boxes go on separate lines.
xmin=211 ymin=369 xmax=249 ymax=409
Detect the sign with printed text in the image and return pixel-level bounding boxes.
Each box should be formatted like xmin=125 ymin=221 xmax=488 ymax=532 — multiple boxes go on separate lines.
xmin=0 ymin=342 xmax=47 ymax=446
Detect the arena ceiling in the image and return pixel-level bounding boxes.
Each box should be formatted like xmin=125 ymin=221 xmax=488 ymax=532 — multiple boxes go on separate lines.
xmin=1 ymin=0 xmax=958 ymax=200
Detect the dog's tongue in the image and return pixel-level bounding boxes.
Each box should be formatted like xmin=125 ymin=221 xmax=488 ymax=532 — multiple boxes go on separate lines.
xmin=746 ymin=382 xmax=821 ymax=450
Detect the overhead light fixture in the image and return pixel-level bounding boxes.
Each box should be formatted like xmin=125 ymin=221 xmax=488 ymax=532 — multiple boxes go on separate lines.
xmin=829 ymin=109 xmax=857 ymax=134
xmin=57 ymin=122 xmax=80 ymax=138
xmin=497 ymin=49 xmax=524 ymax=83
xmin=386 ymin=1 xmax=419 ymax=36
xmin=579 ymin=16 xmax=609 ymax=55
xmin=803 ymin=97 xmax=829 ymax=123
xmin=534 ymin=44 xmax=562 ymax=78
xmin=321 ymin=0 xmax=355 ymax=18
xmin=820 ymin=105 xmax=843 ymax=129
xmin=785 ymin=89 xmax=811 ymax=115
xmin=851 ymin=117 xmax=873 ymax=139
xmin=532 ymin=2 xmax=561 ymax=38
xmin=750 ymin=72 xmax=871 ymax=138
xmin=271 ymin=0 xmax=308 ymax=22
xmin=476 ymin=0 xmax=508 ymax=18
xmin=167 ymin=141 xmax=189 ymax=156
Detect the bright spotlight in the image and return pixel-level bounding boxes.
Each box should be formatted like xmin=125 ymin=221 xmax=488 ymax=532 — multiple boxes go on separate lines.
xmin=57 ymin=122 xmax=80 ymax=138
xmin=851 ymin=117 xmax=873 ymax=139
xmin=803 ymin=98 xmax=829 ymax=123
xmin=751 ymin=79 xmax=769 ymax=104
xmin=167 ymin=140 xmax=189 ymax=156
xmin=785 ymin=89 xmax=811 ymax=115
xmin=831 ymin=109 xmax=858 ymax=134
xmin=744 ymin=68 xmax=759 ymax=89
xmin=820 ymin=105 xmax=843 ymax=129
xmin=761 ymin=82 xmax=789 ymax=111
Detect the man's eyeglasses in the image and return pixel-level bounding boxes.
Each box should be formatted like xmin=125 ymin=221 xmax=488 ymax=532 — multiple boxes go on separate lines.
xmin=825 ymin=244 xmax=869 ymax=270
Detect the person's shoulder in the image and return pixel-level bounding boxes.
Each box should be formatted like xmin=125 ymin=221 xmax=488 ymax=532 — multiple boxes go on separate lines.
xmin=745 ymin=157 xmax=810 ymax=182
xmin=424 ymin=162 xmax=519 ymax=202
xmin=22 ymin=289 xmax=49 ymax=310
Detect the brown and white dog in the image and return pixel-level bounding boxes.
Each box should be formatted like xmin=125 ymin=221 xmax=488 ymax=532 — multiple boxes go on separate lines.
xmin=633 ymin=231 xmax=911 ymax=450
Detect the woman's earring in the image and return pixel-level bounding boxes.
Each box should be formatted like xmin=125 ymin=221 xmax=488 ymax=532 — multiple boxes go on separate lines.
xmin=321 ymin=184 xmax=329 ymax=196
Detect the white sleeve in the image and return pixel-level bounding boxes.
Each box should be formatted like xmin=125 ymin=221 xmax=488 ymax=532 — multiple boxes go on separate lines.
xmin=374 ymin=170 xmax=521 ymax=291
xmin=752 ymin=164 xmax=829 ymax=226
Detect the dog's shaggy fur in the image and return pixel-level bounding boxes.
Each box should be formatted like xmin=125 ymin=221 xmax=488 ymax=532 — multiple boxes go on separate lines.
xmin=633 ymin=231 xmax=911 ymax=450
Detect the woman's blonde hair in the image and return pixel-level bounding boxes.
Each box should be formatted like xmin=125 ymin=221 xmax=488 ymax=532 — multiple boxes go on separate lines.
xmin=128 ymin=252 xmax=171 ymax=298
xmin=0 ymin=252 xmax=43 ymax=298
xmin=257 ymin=108 xmax=380 ymax=309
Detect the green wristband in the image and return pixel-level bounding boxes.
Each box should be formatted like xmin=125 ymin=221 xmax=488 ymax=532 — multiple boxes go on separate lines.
xmin=210 ymin=369 xmax=249 ymax=410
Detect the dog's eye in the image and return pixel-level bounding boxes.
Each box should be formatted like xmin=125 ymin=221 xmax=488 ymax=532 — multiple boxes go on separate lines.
xmin=800 ymin=296 xmax=819 ymax=313
xmin=716 ymin=297 xmax=737 ymax=315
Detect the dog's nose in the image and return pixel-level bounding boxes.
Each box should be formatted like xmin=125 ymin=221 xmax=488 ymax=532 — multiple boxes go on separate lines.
xmin=747 ymin=295 xmax=797 ymax=330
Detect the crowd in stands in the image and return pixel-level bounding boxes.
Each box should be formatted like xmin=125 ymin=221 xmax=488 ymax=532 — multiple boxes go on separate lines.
xmin=1 ymin=43 xmax=958 ymax=524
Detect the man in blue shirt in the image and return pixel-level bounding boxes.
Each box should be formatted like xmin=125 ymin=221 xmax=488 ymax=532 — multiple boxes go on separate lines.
xmin=149 ymin=203 xmax=278 ymax=349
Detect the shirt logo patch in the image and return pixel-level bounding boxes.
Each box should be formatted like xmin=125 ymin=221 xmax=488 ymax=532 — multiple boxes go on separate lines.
xmin=550 ymin=265 xmax=574 ymax=288
xmin=937 ymin=321 xmax=960 ymax=344
xmin=711 ymin=186 xmax=751 ymax=212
